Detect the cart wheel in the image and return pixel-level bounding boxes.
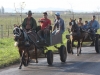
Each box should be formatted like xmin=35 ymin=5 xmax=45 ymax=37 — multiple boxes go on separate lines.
xmin=59 ymin=45 xmax=67 ymax=62
xmin=22 ymin=51 xmax=29 ymax=66
xmin=67 ymin=40 xmax=71 ymax=53
xmin=95 ymin=37 xmax=100 ymax=53
xmin=47 ymin=50 xmax=53 ymax=65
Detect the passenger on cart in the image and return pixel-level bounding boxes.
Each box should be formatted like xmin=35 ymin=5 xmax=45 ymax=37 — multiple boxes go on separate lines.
xmin=37 ymin=12 xmax=51 ymax=43
xmin=76 ymin=18 xmax=84 ymax=36
xmin=82 ymin=21 xmax=88 ymax=31
xmin=77 ymin=18 xmax=83 ymax=27
xmin=88 ymin=15 xmax=99 ymax=46
xmin=52 ymin=12 xmax=65 ymax=35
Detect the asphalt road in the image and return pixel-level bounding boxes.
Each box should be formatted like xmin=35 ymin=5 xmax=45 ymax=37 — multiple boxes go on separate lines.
xmin=0 ymin=47 xmax=100 ymax=75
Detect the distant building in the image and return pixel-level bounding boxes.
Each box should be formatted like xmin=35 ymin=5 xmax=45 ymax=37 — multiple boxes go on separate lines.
xmin=47 ymin=10 xmax=70 ymax=15
xmin=0 ymin=9 xmax=1 ymax=14
xmin=1 ymin=6 xmax=4 ymax=14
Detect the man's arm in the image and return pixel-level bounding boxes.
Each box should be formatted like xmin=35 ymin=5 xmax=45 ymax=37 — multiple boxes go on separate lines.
xmin=92 ymin=21 xmax=99 ymax=31
xmin=60 ymin=19 xmax=65 ymax=32
xmin=62 ymin=20 xmax=65 ymax=31
xmin=22 ymin=18 xmax=26 ymax=29
xmin=96 ymin=21 xmax=99 ymax=30
xmin=53 ymin=19 xmax=57 ymax=31
xmin=32 ymin=18 xmax=37 ymax=30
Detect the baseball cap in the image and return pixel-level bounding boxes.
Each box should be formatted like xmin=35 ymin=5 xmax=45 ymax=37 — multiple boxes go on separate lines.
xmin=55 ymin=12 xmax=60 ymax=16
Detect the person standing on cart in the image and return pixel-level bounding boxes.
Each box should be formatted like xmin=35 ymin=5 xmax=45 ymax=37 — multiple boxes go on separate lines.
xmin=88 ymin=15 xmax=99 ymax=46
xmin=52 ymin=12 xmax=65 ymax=35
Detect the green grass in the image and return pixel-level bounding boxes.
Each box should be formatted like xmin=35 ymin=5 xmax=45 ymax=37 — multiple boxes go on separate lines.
xmin=0 ymin=14 xmax=99 ymax=38
xmin=0 ymin=38 xmax=19 ymax=67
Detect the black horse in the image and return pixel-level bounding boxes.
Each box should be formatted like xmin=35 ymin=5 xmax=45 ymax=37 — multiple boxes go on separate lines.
xmin=13 ymin=25 xmax=43 ymax=69
xmin=68 ymin=18 xmax=85 ymax=56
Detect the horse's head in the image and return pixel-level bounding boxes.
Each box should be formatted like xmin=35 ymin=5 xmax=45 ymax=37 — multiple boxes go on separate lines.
xmin=69 ymin=18 xmax=77 ymax=26
xmin=69 ymin=18 xmax=78 ymax=32
xmin=13 ymin=26 xmax=23 ymax=41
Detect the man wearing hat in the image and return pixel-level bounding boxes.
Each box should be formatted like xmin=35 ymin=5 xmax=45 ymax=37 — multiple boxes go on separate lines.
xmin=88 ymin=15 xmax=99 ymax=46
xmin=52 ymin=12 xmax=65 ymax=35
xmin=22 ymin=10 xmax=37 ymax=31
xmin=22 ymin=10 xmax=37 ymax=45
xmin=38 ymin=12 xmax=51 ymax=42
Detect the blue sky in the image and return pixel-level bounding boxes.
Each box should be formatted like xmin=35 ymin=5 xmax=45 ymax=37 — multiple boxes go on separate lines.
xmin=0 ymin=0 xmax=100 ymax=12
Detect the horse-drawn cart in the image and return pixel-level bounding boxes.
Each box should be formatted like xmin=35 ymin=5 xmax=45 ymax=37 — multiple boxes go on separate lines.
xmin=66 ymin=33 xmax=100 ymax=55
xmin=36 ymin=27 xmax=67 ymax=65
xmin=66 ymin=19 xmax=100 ymax=56
xmin=13 ymin=26 xmax=67 ymax=69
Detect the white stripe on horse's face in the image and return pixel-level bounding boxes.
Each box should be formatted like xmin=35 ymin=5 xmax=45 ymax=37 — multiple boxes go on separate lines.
xmin=13 ymin=27 xmax=22 ymax=37
xmin=71 ymin=22 xmax=74 ymax=25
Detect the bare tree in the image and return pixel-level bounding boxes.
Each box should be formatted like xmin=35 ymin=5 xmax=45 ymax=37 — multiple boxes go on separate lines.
xmin=20 ymin=2 xmax=26 ymax=23
xmin=14 ymin=2 xmax=26 ymax=25
xmin=67 ymin=2 xmax=74 ymax=19
xmin=14 ymin=3 xmax=20 ymax=25
xmin=97 ymin=7 xmax=100 ymax=22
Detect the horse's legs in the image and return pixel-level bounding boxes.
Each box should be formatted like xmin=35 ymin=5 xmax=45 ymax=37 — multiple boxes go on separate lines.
xmin=35 ymin=46 xmax=38 ymax=63
xmin=77 ymin=40 xmax=80 ymax=56
xmin=19 ymin=50 xmax=24 ymax=69
xmin=19 ymin=49 xmax=22 ymax=57
xmin=70 ymin=35 xmax=74 ymax=54
xmin=79 ymin=40 xmax=83 ymax=54
xmin=26 ymin=48 xmax=30 ymax=64
xmin=71 ymin=40 xmax=74 ymax=54
xmin=72 ymin=40 xmax=76 ymax=47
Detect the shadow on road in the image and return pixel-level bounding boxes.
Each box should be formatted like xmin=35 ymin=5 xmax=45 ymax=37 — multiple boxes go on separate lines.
xmin=22 ymin=59 xmax=100 ymax=75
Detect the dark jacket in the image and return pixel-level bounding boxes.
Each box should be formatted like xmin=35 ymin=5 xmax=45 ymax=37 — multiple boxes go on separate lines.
xmin=22 ymin=17 xmax=37 ymax=30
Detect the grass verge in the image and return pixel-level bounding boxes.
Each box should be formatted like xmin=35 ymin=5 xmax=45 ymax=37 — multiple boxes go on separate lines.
xmin=0 ymin=38 xmax=19 ymax=68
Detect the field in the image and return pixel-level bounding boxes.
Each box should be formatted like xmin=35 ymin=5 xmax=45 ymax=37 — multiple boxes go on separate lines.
xmin=0 ymin=13 xmax=100 ymax=38
xmin=0 ymin=13 xmax=100 ymax=67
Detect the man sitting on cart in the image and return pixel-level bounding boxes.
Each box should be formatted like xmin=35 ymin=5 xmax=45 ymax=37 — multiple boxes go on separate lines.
xmin=82 ymin=21 xmax=88 ymax=30
xmin=88 ymin=15 xmax=99 ymax=45
xmin=22 ymin=10 xmax=37 ymax=45
xmin=22 ymin=10 xmax=37 ymax=31
xmin=52 ymin=12 xmax=65 ymax=35
xmin=37 ymin=12 xmax=51 ymax=43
